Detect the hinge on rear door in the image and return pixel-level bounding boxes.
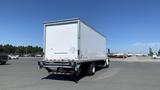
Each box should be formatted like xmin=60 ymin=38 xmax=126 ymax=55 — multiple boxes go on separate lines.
xmin=78 ymin=49 xmax=80 ymax=56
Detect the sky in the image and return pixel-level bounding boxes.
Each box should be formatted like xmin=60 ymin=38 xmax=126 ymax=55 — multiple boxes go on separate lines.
xmin=0 ymin=0 xmax=160 ymax=53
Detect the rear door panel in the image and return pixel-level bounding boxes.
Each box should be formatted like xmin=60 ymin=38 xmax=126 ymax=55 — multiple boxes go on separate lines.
xmin=45 ymin=23 xmax=78 ymax=60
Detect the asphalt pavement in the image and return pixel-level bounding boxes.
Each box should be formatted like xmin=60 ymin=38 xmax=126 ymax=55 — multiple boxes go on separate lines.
xmin=0 ymin=57 xmax=160 ymax=90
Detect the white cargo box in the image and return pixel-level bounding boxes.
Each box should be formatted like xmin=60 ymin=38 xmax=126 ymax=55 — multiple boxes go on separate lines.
xmin=44 ymin=19 xmax=107 ymax=63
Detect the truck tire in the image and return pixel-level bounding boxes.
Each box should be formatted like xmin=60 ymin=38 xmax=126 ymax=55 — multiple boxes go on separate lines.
xmin=45 ymin=67 xmax=52 ymax=74
xmin=99 ymin=58 xmax=110 ymax=68
xmin=104 ymin=58 xmax=110 ymax=68
xmin=87 ymin=62 xmax=96 ymax=75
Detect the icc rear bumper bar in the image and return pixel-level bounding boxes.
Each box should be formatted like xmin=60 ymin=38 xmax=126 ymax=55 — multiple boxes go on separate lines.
xmin=38 ymin=60 xmax=79 ymax=70
xmin=38 ymin=60 xmax=81 ymax=75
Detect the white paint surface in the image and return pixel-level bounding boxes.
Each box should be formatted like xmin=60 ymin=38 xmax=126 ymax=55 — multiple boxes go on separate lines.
xmin=45 ymin=23 xmax=78 ymax=60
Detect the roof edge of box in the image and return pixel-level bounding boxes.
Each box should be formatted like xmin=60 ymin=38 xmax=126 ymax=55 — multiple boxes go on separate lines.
xmin=44 ymin=18 xmax=80 ymax=25
xmin=44 ymin=18 xmax=106 ymax=39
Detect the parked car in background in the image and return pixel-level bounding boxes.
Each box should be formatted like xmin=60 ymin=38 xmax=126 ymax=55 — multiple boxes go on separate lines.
xmin=0 ymin=53 xmax=8 ymax=65
xmin=108 ymin=53 xmax=128 ymax=58
xmin=152 ymin=53 xmax=160 ymax=59
xmin=35 ymin=54 xmax=43 ymax=57
xmin=23 ymin=54 xmax=31 ymax=57
xmin=152 ymin=53 xmax=157 ymax=59
xmin=8 ymin=55 xmax=19 ymax=60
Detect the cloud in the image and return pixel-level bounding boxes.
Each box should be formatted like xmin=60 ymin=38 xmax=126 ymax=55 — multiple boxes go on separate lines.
xmin=131 ymin=42 xmax=160 ymax=53
xmin=133 ymin=42 xmax=160 ymax=48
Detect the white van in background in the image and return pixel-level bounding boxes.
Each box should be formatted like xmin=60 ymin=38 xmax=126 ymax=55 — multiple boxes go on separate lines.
xmin=152 ymin=53 xmax=160 ymax=59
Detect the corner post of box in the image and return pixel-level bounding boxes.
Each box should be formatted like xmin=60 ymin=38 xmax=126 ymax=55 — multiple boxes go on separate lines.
xmin=77 ymin=19 xmax=81 ymax=60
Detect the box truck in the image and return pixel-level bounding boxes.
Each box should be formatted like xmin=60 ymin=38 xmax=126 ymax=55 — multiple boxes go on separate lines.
xmin=38 ymin=18 xmax=110 ymax=76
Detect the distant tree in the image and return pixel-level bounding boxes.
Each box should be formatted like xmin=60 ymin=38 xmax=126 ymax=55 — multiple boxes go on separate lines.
xmin=148 ymin=48 xmax=153 ymax=56
xmin=0 ymin=45 xmax=4 ymax=52
xmin=0 ymin=44 xmax=43 ymax=56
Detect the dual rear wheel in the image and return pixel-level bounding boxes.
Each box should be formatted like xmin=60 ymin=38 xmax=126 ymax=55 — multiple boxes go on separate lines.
xmin=87 ymin=58 xmax=110 ymax=76
xmin=87 ymin=62 xmax=96 ymax=75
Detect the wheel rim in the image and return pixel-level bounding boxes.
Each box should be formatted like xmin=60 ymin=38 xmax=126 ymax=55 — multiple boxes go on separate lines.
xmin=103 ymin=59 xmax=109 ymax=67
xmin=106 ymin=59 xmax=109 ymax=65
xmin=92 ymin=65 xmax=95 ymax=73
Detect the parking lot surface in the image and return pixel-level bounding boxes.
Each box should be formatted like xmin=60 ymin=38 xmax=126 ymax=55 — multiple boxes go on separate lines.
xmin=0 ymin=57 xmax=160 ymax=90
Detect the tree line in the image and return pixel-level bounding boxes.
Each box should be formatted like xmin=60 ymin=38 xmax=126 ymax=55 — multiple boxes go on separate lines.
xmin=0 ymin=44 xmax=43 ymax=56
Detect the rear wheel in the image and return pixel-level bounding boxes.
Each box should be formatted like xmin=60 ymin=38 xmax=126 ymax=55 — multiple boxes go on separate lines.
xmin=45 ymin=67 xmax=52 ymax=74
xmin=102 ymin=58 xmax=110 ymax=68
xmin=106 ymin=58 xmax=110 ymax=68
xmin=87 ymin=62 xmax=96 ymax=75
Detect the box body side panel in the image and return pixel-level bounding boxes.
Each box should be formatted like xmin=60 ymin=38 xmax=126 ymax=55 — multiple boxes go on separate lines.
xmin=79 ymin=21 xmax=107 ymax=61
